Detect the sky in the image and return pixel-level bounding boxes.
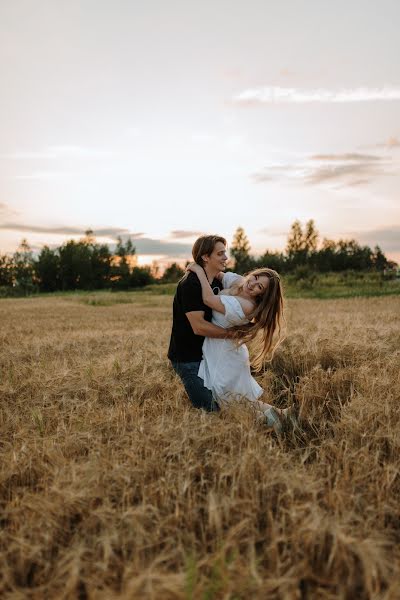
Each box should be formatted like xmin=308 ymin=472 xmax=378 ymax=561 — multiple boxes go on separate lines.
xmin=1 ymin=0 xmax=399 ymax=266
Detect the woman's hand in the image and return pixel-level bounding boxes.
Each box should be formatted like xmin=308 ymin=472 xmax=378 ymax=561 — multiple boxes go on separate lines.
xmin=186 ymin=262 xmax=204 ymax=276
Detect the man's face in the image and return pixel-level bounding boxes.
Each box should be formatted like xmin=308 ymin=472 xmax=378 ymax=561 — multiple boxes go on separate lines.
xmin=203 ymin=242 xmax=228 ymax=272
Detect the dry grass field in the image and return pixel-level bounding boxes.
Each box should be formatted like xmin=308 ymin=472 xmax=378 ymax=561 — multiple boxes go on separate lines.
xmin=1 ymin=292 xmax=399 ymax=599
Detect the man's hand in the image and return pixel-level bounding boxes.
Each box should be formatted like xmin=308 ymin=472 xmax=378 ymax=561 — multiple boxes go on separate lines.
xmin=186 ymin=311 xmax=230 ymax=339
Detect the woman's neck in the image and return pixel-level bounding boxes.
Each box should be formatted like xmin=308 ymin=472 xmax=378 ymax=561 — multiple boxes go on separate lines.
xmin=235 ymin=285 xmax=256 ymax=305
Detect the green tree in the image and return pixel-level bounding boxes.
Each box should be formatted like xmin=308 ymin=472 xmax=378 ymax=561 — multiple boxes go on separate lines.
xmin=256 ymin=250 xmax=287 ymax=273
xmin=130 ymin=266 xmax=154 ymax=287
xmin=56 ymin=232 xmax=114 ymax=290
xmin=58 ymin=240 xmax=92 ymax=289
xmin=111 ymin=237 xmax=136 ymax=289
xmin=372 ymin=245 xmax=388 ymax=271
xmin=161 ymin=262 xmax=185 ymax=283
xmin=286 ymin=219 xmax=319 ymax=268
xmin=286 ymin=220 xmax=304 ymax=256
xmin=12 ymin=239 xmax=36 ymax=295
xmin=304 ymin=219 xmax=319 ymax=253
xmin=91 ymin=243 xmax=112 ymax=289
xmin=83 ymin=228 xmax=96 ymax=245
xmin=35 ymin=246 xmax=60 ymax=292
xmin=335 ymin=239 xmax=373 ymax=271
xmin=0 ymin=253 xmax=14 ymax=287
xmin=313 ymin=238 xmax=337 ymax=272
xmin=230 ymin=226 xmax=253 ymax=273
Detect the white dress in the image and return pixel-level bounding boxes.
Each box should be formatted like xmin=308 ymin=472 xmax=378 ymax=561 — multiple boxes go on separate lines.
xmin=198 ymin=272 xmax=263 ymax=406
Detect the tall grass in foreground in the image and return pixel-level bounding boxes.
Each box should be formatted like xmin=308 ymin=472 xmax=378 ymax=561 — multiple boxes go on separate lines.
xmin=0 ymin=293 xmax=399 ymax=599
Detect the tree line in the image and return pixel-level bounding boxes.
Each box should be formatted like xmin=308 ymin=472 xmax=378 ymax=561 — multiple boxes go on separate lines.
xmin=230 ymin=220 xmax=392 ymax=275
xmin=0 ymin=231 xmax=150 ymax=296
xmin=0 ymin=221 xmax=394 ymax=296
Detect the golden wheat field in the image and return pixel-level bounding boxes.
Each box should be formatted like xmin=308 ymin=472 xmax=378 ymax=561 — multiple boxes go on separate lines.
xmin=0 ymin=292 xmax=399 ymax=599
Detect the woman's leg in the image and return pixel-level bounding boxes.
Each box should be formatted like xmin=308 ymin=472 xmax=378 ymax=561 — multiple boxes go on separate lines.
xmin=251 ymin=397 xmax=299 ymax=433
xmin=238 ymin=397 xmax=284 ymax=433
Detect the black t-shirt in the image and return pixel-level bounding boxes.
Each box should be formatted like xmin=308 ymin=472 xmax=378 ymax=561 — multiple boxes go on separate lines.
xmin=167 ymin=271 xmax=223 ymax=362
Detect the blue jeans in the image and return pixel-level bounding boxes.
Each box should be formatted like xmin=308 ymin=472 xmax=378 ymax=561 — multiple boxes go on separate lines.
xmin=171 ymin=361 xmax=220 ymax=412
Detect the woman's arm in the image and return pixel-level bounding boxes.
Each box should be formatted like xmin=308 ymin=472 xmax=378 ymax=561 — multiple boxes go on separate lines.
xmin=236 ymin=296 xmax=254 ymax=317
xmin=222 ymin=271 xmax=244 ymax=290
xmin=186 ymin=263 xmax=226 ymax=314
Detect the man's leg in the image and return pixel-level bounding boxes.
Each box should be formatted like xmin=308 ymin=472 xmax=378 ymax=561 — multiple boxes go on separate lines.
xmin=171 ymin=361 xmax=219 ymax=412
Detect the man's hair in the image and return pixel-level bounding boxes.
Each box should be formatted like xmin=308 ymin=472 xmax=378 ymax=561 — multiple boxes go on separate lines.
xmin=192 ymin=235 xmax=227 ymax=267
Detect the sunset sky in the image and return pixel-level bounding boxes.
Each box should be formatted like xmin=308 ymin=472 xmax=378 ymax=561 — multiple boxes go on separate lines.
xmin=1 ymin=0 xmax=399 ymax=266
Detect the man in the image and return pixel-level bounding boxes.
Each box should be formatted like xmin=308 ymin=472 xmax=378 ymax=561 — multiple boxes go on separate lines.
xmin=168 ymin=235 xmax=229 ymax=411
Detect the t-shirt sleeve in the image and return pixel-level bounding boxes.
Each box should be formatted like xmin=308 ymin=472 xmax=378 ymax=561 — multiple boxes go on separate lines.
xmin=181 ymin=276 xmax=205 ymax=313
xmin=219 ymin=296 xmax=247 ymax=326
xmin=222 ymin=272 xmax=243 ymax=290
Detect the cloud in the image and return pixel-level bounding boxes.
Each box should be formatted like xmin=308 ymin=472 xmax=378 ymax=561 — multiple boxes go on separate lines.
xmin=373 ymin=136 xmax=400 ymax=149
xmin=354 ymin=225 xmax=400 ymax=252
xmin=305 ymin=162 xmax=385 ymax=186
xmin=0 ymin=151 xmax=56 ymax=160
xmin=251 ymin=162 xmax=308 ymax=184
xmin=233 ymin=86 xmax=400 ymax=105
xmin=169 ymin=230 xmax=205 ymax=239
xmin=124 ymin=127 xmax=142 ymax=138
xmin=222 ymin=67 xmax=245 ymax=81
xmin=279 ymin=68 xmax=295 ymax=77
xmin=191 ymin=133 xmax=217 ymax=144
xmin=49 ymin=146 xmax=114 ymax=159
xmin=117 ymin=235 xmax=192 ymax=257
xmin=257 ymin=227 xmax=288 ymax=237
xmin=252 ymin=172 xmax=280 ymax=183
xmin=335 ymin=179 xmax=370 ymax=188
xmin=97 ymin=229 xmax=144 ymax=238
xmin=385 ymin=137 xmax=400 ymax=148
xmin=252 ymin=152 xmax=394 ymax=188
xmin=310 ymin=153 xmax=382 ymax=162
xmin=0 ymin=223 xmax=136 ymax=237
xmin=1 ymin=145 xmax=120 ymax=180
xmin=0 ymin=223 xmax=192 ymax=258
xmin=0 ymin=146 xmax=114 ymax=160
xmin=13 ymin=171 xmax=75 ymax=180
xmin=0 ymin=202 xmax=18 ymax=218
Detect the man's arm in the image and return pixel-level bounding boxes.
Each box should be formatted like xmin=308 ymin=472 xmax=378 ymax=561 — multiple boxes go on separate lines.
xmin=186 ymin=311 xmax=230 ymax=338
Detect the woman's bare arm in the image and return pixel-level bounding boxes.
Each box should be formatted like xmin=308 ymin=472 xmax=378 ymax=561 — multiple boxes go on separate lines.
xmin=186 ymin=263 xmax=226 ymax=314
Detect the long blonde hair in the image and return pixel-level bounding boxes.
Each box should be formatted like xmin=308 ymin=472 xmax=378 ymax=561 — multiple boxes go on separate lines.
xmin=230 ymin=267 xmax=284 ymax=371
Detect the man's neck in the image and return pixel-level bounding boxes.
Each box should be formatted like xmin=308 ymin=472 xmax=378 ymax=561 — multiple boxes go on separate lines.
xmin=203 ymin=265 xmax=219 ymax=283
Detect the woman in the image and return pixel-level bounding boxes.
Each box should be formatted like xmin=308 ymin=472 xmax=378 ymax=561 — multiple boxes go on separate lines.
xmin=187 ymin=264 xmax=293 ymax=432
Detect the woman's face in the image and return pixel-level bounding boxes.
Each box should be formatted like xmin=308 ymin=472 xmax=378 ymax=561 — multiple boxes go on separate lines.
xmin=244 ymin=273 xmax=270 ymax=298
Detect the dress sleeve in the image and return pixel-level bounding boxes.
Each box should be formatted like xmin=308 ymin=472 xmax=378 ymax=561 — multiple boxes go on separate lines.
xmin=219 ymin=296 xmax=247 ymax=326
xmin=222 ymin=272 xmax=243 ymax=290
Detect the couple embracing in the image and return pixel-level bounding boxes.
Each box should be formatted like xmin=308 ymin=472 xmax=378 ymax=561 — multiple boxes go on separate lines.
xmin=168 ymin=234 xmax=295 ymax=433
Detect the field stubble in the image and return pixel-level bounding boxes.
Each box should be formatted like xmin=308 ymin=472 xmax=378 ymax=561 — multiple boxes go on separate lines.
xmin=0 ymin=293 xmax=399 ymax=599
